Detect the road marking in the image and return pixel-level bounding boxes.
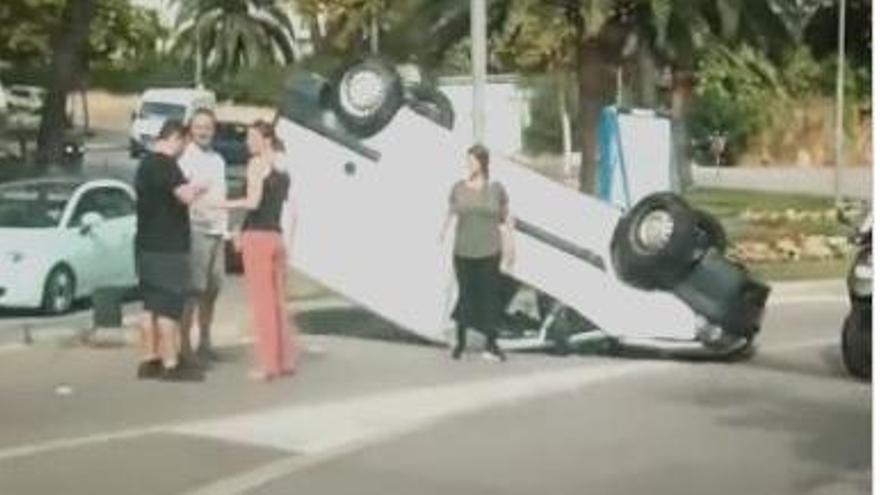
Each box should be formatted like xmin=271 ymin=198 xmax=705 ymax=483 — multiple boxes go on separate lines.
xmin=0 ymin=427 xmax=164 ymax=463
xmin=0 ymin=335 xmax=841 ymax=475
xmin=178 ymin=336 xmax=845 ymax=495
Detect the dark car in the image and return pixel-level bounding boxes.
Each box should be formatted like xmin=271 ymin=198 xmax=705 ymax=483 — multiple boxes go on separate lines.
xmin=214 ymin=121 xmax=249 ymax=167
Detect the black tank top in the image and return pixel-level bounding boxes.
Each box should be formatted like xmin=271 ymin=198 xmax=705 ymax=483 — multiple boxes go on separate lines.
xmin=243 ymin=170 xmax=290 ymax=232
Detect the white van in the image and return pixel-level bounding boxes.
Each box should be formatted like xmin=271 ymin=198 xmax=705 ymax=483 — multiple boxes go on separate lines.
xmin=129 ymin=88 xmax=215 ymax=157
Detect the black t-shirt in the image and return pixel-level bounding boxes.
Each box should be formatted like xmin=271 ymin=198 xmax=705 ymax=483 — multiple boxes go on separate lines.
xmin=135 ymin=152 xmax=190 ymax=252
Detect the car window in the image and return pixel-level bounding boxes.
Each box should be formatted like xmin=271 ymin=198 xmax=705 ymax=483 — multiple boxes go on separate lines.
xmin=69 ymin=187 xmax=135 ymax=226
xmin=139 ymin=102 xmax=186 ymax=121
xmin=0 ymin=184 xmax=71 ymax=228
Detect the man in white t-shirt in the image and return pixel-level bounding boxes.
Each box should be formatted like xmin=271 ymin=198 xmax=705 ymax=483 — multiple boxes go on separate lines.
xmin=178 ymin=108 xmax=228 ymax=364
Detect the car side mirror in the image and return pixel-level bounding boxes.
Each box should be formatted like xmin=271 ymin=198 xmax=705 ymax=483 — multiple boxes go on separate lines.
xmin=79 ymin=211 xmax=104 ymax=235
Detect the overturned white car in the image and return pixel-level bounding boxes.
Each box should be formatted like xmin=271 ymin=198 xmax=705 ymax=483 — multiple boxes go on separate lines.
xmin=275 ymin=58 xmax=770 ymax=358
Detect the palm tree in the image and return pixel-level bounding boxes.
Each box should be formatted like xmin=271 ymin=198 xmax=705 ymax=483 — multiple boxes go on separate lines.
xmin=170 ymin=0 xmax=297 ymax=76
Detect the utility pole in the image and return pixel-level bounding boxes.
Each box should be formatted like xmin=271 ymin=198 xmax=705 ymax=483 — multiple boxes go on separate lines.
xmin=370 ymin=3 xmax=380 ymax=54
xmin=833 ymin=0 xmax=847 ymax=204
xmin=470 ymin=0 xmax=487 ymax=144
xmin=195 ymin=21 xmax=204 ymax=89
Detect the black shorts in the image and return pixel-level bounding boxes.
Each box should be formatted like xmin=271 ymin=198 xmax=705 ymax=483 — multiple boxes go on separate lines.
xmin=136 ymin=250 xmax=192 ymax=321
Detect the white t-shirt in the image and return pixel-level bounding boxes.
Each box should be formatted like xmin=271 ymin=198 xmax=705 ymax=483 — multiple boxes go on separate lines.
xmin=179 ymin=142 xmax=229 ymax=236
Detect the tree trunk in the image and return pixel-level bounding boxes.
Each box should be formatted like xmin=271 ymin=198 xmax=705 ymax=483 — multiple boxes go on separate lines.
xmin=635 ymin=43 xmax=658 ymax=108
xmin=36 ymin=0 xmax=95 ymax=169
xmin=577 ymin=39 xmax=615 ymax=194
xmin=558 ymin=74 xmax=574 ymax=177
xmin=670 ymin=67 xmax=695 ymax=190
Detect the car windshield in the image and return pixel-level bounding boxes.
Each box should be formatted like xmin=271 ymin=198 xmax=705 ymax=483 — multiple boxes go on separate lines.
xmin=139 ymin=102 xmax=186 ymax=120
xmin=0 ymin=183 xmax=74 ymax=228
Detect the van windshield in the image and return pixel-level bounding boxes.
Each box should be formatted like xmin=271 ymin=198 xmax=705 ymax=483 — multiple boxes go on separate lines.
xmin=139 ymin=102 xmax=186 ymax=121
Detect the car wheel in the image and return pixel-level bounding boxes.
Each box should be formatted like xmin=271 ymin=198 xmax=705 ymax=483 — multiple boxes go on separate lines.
xmin=330 ymin=58 xmax=404 ymax=138
xmin=611 ymin=192 xmax=700 ymax=290
xmin=42 ymin=265 xmax=76 ymax=315
xmin=842 ymin=311 xmax=871 ymax=380
xmin=406 ymin=84 xmax=455 ymax=130
xmin=694 ymin=208 xmax=727 ymax=253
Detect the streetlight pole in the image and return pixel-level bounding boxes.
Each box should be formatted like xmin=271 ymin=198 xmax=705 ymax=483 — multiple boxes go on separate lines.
xmin=470 ymin=0 xmax=487 ymax=144
xmin=833 ymin=0 xmax=847 ymax=204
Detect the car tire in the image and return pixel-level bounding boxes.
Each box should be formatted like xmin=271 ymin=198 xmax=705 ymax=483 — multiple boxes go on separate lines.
xmin=611 ymin=192 xmax=700 ymax=290
xmin=42 ymin=265 xmax=76 ymax=315
xmin=842 ymin=310 xmax=871 ymax=380
xmin=330 ymin=58 xmax=404 ymax=138
xmin=694 ymin=208 xmax=727 ymax=252
xmin=406 ymin=84 xmax=455 ymax=130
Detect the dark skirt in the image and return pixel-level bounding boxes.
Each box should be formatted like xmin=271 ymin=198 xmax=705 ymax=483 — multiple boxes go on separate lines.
xmin=452 ymin=254 xmax=504 ymax=331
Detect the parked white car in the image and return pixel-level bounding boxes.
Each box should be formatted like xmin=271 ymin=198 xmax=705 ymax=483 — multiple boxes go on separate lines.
xmin=130 ymin=88 xmax=216 ymax=158
xmin=6 ymin=85 xmax=45 ymax=113
xmin=0 ymin=177 xmax=137 ymax=314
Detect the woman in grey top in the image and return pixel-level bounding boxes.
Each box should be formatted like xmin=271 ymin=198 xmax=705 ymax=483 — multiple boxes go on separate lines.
xmin=440 ymin=144 xmax=516 ymax=362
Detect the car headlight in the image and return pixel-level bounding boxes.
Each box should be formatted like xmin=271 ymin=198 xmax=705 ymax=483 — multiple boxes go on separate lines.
xmin=636 ymin=210 xmax=675 ymax=251
xmin=851 ymin=252 xmax=873 ymax=297
xmin=340 ymin=70 xmax=386 ymax=117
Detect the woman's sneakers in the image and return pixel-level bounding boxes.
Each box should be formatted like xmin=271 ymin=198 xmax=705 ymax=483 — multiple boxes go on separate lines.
xmin=451 ymin=345 xmax=507 ymax=362
xmin=450 ymin=345 xmax=465 ymax=360
xmin=482 ymin=344 xmax=507 ymax=363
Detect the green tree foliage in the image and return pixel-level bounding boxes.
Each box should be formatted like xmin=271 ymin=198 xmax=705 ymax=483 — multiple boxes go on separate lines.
xmin=0 ymin=0 xmax=164 ymax=66
xmin=171 ymin=0 xmax=297 ymax=75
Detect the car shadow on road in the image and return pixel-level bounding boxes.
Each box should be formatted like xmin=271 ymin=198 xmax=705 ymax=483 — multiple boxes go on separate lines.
xmin=683 ymin=383 xmax=871 ymax=494
xmin=746 ymin=344 xmax=855 ymax=382
xmin=295 ymin=307 xmax=437 ymax=348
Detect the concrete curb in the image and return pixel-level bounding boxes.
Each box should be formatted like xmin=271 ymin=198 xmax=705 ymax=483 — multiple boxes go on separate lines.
xmin=0 ymin=280 xmax=846 ymax=353
xmin=0 ymin=296 xmax=355 ymax=353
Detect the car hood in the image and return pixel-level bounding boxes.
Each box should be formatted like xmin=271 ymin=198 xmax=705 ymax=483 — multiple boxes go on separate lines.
xmin=0 ymin=228 xmax=64 ymax=256
xmin=132 ymin=117 xmax=165 ymax=137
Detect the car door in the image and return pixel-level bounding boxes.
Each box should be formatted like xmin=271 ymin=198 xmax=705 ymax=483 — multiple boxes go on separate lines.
xmin=66 ymin=186 xmax=136 ymax=291
xmin=95 ymin=186 xmax=137 ymax=284
xmin=66 ymin=188 xmax=118 ymax=293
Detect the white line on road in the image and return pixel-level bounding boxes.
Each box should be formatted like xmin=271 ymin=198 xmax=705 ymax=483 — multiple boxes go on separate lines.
xmin=178 ymin=337 xmax=841 ymax=495
xmin=0 ymin=335 xmax=840 ymax=478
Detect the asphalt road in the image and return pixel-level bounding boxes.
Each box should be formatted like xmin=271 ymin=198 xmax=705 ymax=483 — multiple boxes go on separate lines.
xmin=0 ymin=292 xmax=870 ymax=495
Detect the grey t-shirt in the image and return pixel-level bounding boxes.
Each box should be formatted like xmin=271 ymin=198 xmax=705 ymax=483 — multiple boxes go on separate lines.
xmin=449 ymin=180 xmax=509 ymax=258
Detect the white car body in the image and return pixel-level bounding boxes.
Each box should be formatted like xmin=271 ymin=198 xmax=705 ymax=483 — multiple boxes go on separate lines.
xmin=130 ymin=88 xmax=216 ymax=153
xmin=0 ymin=178 xmax=138 ymax=311
xmin=6 ymin=85 xmax=45 ymax=113
xmin=277 ymin=107 xmax=702 ymax=350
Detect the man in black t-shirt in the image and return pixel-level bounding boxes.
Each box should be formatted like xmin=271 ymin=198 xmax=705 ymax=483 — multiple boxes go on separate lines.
xmin=134 ymin=120 xmax=208 ymax=382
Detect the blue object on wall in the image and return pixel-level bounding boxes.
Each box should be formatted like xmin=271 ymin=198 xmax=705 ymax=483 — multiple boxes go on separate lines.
xmin=596 ymin=106 xmax=632 ymax=209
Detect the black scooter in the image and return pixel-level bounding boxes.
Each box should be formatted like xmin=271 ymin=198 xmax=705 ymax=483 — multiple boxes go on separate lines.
xmin=840 ymin=208 xmax=872 ymax=380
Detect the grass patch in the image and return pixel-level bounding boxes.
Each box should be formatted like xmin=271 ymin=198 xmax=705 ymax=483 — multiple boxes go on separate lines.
xmin=684 ymin=187 xmax=857 ymax=281
xmin=751 ymin=258 xmax=850 ymax=281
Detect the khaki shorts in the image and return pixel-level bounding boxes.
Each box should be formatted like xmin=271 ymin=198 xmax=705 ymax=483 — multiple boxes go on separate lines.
xmin=190 ymin=231 xmax=225 ymax=294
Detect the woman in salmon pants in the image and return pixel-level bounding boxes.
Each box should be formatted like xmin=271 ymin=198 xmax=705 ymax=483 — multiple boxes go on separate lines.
xmin=212 ymin=120 xmax=298 ymax=381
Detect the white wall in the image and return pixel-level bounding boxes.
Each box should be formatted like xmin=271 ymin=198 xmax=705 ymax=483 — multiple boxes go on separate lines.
xmin=438 ymin=76 xmax=530 ymax=156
